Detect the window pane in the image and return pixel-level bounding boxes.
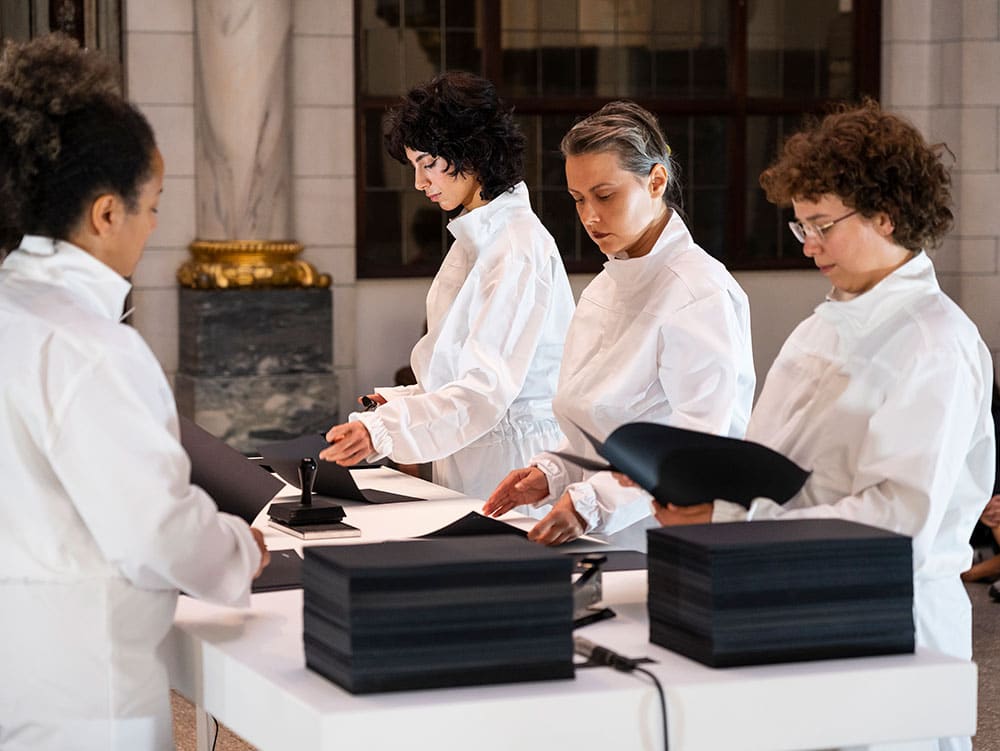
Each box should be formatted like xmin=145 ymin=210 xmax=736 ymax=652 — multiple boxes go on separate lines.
xmin=362 ymin=190 xmax=403 ymax=269
xmin=748 ymin=0 xmax=853 ymax=98
xmin=502 ymin=31 xmax=539 ymax=96
xmin=405 ymin=0 xmax=441 ymax=27
xmin=651 ymin=0 xmax=729 ymax=98
xmin=445 ymin=0 xmax=476 ymax=28
xmin=362 ymin=27 xmax=402 ymax=95
xmin=745 ymin=115 xmax=802 ymax=260
xmin=539 ymin=41 xmax=578 ymax=96
xmin=660 ymin=115 xmax=730 ymax=256
xmin=403 ymin=28 xmax=442 ymax=88
xmin=364 ymin=112 xmax=408 ymax=190
xmin=537 ymin=188 xmax=581 ymax=265
xmin=541 ymin=114 xmax=577 ymax=188
xmin=402 ymin=192 xmax=447 ymax=267
xmin=446 ymin=30 xmax=481 ymax=73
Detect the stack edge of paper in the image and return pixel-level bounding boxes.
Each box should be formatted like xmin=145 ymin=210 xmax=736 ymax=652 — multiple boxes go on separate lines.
xmin=646 ymin=519 xmax=914 ymax=668
xmin=303 ymin=536 xmax=574 ymax=693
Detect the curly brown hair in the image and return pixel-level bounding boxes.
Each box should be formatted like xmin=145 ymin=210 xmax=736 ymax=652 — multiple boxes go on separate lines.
xmin=0 ymin=33 xmax=156 ymax=253
xmin=383 ymin=71 xmax=525 ymax=203
xmin=759 ymin=100 xmax=953 ymax=251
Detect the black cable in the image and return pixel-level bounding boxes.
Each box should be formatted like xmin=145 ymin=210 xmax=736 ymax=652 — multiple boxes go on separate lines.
xmin=633 ymin=665 xmax=669 ymax=751
xmin=574 ymin=637 xmax=669 ymax=750
xmin=210 ymin=715 xmax=219 ymax=751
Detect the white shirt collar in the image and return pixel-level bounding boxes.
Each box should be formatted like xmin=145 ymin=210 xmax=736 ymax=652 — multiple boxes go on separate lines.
xmin=814 ymin=251 xmax=937 ymax=333
xmin=447 ymin=182 xmax=531 ymax=249
xmin=5 ymin=235 xmax=132 ymax=321
xmin=602 ymin=209 xmax=692 ymax=287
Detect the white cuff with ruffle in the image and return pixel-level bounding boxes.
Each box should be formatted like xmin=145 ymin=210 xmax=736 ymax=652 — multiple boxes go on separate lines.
xmin=529 ymin=455 xmax=567 ymax=505
xmin=565 ymin=482 xmax=601 ymax=533
xmin=350 ymin=411 xmax=392 ymax=463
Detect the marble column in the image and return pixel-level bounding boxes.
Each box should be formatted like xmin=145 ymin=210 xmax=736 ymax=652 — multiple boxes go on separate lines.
xmin=194 ymin=0 xmax=290 ymax=240
xmin=177 ymin=0 xmax=337 ymax=452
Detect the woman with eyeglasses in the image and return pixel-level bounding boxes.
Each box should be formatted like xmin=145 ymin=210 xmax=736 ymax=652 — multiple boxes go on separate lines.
xmin=483 ymin=101 xmax=755 ymax=546
xmin=654 ymin=101 xmax=993 ymax=750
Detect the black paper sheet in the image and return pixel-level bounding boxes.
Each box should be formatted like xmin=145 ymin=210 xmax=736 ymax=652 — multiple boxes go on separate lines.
xmin=555 ymin=421 xmax=810 ymax=508
xmin=258 ymin=433 xmax=423 ymax=504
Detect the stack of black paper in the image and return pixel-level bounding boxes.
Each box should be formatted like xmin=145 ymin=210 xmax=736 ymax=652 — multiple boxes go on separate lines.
xmin=647 ymin=519 xmax=914 ymax=667
xmin=302 ymin=536 xmax=575 ymax=693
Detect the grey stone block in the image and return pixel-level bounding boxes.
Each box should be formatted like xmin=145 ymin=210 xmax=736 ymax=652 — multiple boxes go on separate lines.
xmin=179 ymin=288 xmax=333 ymax=377
xmin=175 ymin=372 xmax=339 ymax=453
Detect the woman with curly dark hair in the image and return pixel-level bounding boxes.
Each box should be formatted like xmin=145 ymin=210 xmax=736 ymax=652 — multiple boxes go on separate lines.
xmin=321 ymin=72 xmax=574 ymax=501
xmin=0 ymin=34 xmax=267 ymax=750
xmin=655 ymin=101 xmax=993 ymax=749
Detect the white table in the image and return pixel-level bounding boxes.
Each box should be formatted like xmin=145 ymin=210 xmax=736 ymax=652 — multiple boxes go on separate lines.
xmin=165 ymin=469 xmax=977 ymax=751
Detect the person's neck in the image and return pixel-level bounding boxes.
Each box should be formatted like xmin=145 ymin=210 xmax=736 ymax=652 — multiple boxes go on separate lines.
xmin=623 ymin=206 xmax=670 ymax=259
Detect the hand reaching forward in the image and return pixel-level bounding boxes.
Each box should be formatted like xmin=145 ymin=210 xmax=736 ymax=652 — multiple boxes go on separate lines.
xmin=482 ymin=466 xmax=549 ymax=517
xmin=319 ymin=421 xmax=375 ymax=466
xmin=527 ymin=493 xmax=586 ymax=546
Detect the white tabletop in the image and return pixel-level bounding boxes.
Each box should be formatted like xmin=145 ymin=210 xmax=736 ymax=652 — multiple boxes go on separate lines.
xmin=166 ymin=469 xmax=977 ymax=751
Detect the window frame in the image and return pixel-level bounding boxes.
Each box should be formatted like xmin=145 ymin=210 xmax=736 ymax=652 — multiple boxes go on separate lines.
xmin=354 ymin=0 xmax=881 ymax=278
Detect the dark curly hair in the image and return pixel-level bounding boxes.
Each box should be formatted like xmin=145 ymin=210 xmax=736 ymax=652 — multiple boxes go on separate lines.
xmin=759 ymin=99 xmax=953 ymax=251
xmin=0 ymin=33 xmax=157 ymax=254
xmin=383 ymin=71 xmax=525 ymax=203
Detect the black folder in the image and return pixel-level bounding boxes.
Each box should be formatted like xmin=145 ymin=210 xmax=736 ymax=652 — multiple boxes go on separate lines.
xmin=251 ymin=548 xmax=303 ymax=593
xmin=258 ymin=433 xmax=423 ymax=504
xmin=179 ymin=415 xmax=285 ymax=523
xmin=552 ymin=422 xmax=810 ymax=508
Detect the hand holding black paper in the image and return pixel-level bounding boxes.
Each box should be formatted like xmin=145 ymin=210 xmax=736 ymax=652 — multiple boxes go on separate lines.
xmin=553 ymin=421 xmax=810 ymax=509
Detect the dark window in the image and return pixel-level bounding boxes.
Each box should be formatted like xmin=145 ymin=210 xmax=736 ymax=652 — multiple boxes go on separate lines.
xmin=355 ymin=0 xmax=880 ymax=278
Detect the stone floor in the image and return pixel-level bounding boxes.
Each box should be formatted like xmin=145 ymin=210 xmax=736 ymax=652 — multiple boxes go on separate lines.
xmin=970 ymin=580 xmax=1000 ymax=750
xmin=171 ymin=581 xmax=1000 ymax=751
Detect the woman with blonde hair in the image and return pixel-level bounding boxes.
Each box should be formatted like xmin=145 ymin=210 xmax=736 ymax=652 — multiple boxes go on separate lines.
xmin=485 ymin=101 xmax=755 ymax=546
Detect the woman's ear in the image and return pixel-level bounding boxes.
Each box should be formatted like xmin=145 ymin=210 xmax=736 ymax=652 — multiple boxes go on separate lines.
xmin=88 ymin=193 xmax=123 ymax=239
xmin=648 ymin=163 xmax=668 ymax=200
xmin=873 ymin=210 xmax=895 ymax=237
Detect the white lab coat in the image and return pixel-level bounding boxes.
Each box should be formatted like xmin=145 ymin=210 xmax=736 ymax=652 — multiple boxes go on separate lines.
xmin=713 ymin=252 xmax=993 ymax=751
xmin=0 ymin=237 xmax=261 ymax=751
xmin=353 ymin=183 xmax=575 ymax=501
xmin=530 ymin=211 xmax=756 ymax=538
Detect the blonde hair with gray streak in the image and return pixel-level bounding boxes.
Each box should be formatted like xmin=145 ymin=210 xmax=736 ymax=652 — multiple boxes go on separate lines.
xmin=560 ymin=100 xmax=682 ymax=209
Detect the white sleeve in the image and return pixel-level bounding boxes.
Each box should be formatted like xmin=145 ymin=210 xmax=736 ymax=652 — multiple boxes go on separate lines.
xmin=566 ymin=471 xmax=654 ymax=534
xmin=354 ymin=254 xmax=560 ymax=465
xmin=530 ymin=433 xmax=587 ymax=501
xmin=735 ymin=351 xmax=984 ymax=572
xmin=374 ymin=384 xmax=423 ymax=400
xmin=48 ymin=352 xmax=259 ymax=607
xmin=659 ymin=290 xmax=752 ymax=436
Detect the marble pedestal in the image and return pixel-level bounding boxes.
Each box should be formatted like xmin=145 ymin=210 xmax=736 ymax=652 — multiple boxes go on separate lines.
xmin=175 ymin=288 xmax=338 ymax=452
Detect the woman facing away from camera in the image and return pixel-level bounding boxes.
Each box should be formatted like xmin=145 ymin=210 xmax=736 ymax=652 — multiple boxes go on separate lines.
xmin=320 ymin=72 xmax=574 ymax=501
xmin=652 ymin=101 xmax=994 ymax=751
xmin=0 ymin=35 xmax=267 ymax=751
xmin=483 ymin=101 xmax=755 ymax=547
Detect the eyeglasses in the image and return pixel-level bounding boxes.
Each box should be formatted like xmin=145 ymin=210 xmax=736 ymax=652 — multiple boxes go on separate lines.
xmin=788 ymin=210 xmax=857 ymax=244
